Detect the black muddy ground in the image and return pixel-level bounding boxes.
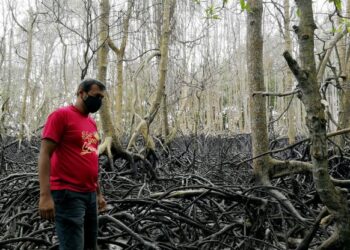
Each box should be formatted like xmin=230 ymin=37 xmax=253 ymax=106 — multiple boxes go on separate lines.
xmin=0 ymin=134 xmax=349 ymax=249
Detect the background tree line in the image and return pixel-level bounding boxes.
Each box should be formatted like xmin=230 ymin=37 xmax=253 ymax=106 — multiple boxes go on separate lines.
xmin=0 ymin=0 xmax=319 ymax=142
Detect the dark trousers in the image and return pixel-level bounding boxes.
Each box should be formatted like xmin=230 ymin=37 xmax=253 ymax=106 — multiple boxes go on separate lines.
xmin=51 ymin=190 xmax=98 ymax=250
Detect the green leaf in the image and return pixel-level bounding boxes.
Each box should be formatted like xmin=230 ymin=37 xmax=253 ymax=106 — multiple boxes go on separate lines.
xmin=296 ymin=8 xmax=301 ymax=17
xmin=240 ymin=0 xmax=245 ymax=10
xmin=245 ymin=2 xmax=251 ymax=12
xmin=204 ymin=5 xmax=221 ymax=20
xmin=336 ymin=1 xmax=342 ymax=10
xmin=205 ymin=5 xmax=215 ymax=16
xmin=329 ymin=0 xmax=342 ymax=10
xmin=336 ymin=26 xmax=343 ymax=33
xmin=194 ymin=0 xmax=200 ymax=4
xmin=223 ymin=0 xmax=229 ymax=6
xmin=239 ymin=0 xmax=250 ymax=12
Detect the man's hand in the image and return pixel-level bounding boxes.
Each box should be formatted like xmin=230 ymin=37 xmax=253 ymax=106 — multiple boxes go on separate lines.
xmin=39 ymin=194 xmax=55 ymax=221
xmin=97 ymin=194 xmax=107 ymax=212
xmin=38 ymin=139 xmax=57 ymax=221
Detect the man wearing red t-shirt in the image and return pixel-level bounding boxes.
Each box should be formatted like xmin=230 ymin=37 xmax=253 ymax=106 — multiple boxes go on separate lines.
xmin=38 ymin=78 xmax=107 ymax=250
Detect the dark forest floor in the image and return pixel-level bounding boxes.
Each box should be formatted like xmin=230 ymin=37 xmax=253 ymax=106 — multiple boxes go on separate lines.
xmin=0 ymin=134 xmax=349 ymax=249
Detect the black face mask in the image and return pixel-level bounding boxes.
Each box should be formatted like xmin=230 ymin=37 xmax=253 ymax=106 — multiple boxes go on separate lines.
xmin=83 ymin=95 xmax=102 ymax=113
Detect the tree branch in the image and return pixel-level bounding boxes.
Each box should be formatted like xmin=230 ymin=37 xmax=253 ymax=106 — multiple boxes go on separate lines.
xmin=269 ymin=158 xmax=313 ymax=178
xmin=107 ymin=37 xmax=120 ymax=54
xmin=283 ymin=51 xmax=308 ymax=86
xmin=317 ymin=27 xmax=347 ymax=82
xmin=253 ymin=89 xmax=300 ymax=97
xmin=238 ymin=127 xmax=350 ymax=166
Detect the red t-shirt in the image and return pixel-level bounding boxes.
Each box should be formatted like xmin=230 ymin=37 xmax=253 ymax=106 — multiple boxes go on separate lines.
xmin=42 ymin=105 xmax=99 ymax=192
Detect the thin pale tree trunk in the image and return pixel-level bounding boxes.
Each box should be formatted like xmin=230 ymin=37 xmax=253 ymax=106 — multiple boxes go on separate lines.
xmin=161 ymin=94 xmax=170 ymax=138
xmin=19 ymin=14 xmax=35 ymax=140
xmin=108 ymin=0 xmax=133 ymax=136
xmin=128 ymin=0 xmax=174 ymax=150
xmin=58 ymin=28 xmax=68 ymax=97
xmin=247 ymin=0 xmax=270 ymax=182
xmin=97 ymin=0 xmax=124 ymax=161
xmin=147 ymin=0 xmax=173 ymax=123
xmin=247 ymin=0 xmax=306 ymax=226
xmin=338 ymin=0 xmax=350 ymax=147
xmin=284 ymin=0 xmax=296 ymax=144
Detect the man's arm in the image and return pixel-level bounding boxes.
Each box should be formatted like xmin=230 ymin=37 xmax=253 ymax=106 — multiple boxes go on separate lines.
xmin=96 ymin=181 xmax=107 ymax=212
xmin=38 ymin=139 xmax=57 ymax=220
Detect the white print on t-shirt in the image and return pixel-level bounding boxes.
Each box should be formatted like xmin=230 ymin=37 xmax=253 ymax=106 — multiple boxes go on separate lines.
xmin=80 ymin=131 xmax=99 ymax=155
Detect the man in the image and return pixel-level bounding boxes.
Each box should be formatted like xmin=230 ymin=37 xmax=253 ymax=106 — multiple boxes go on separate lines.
xmin=38 ymin=78 xmax=107 ymax=250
